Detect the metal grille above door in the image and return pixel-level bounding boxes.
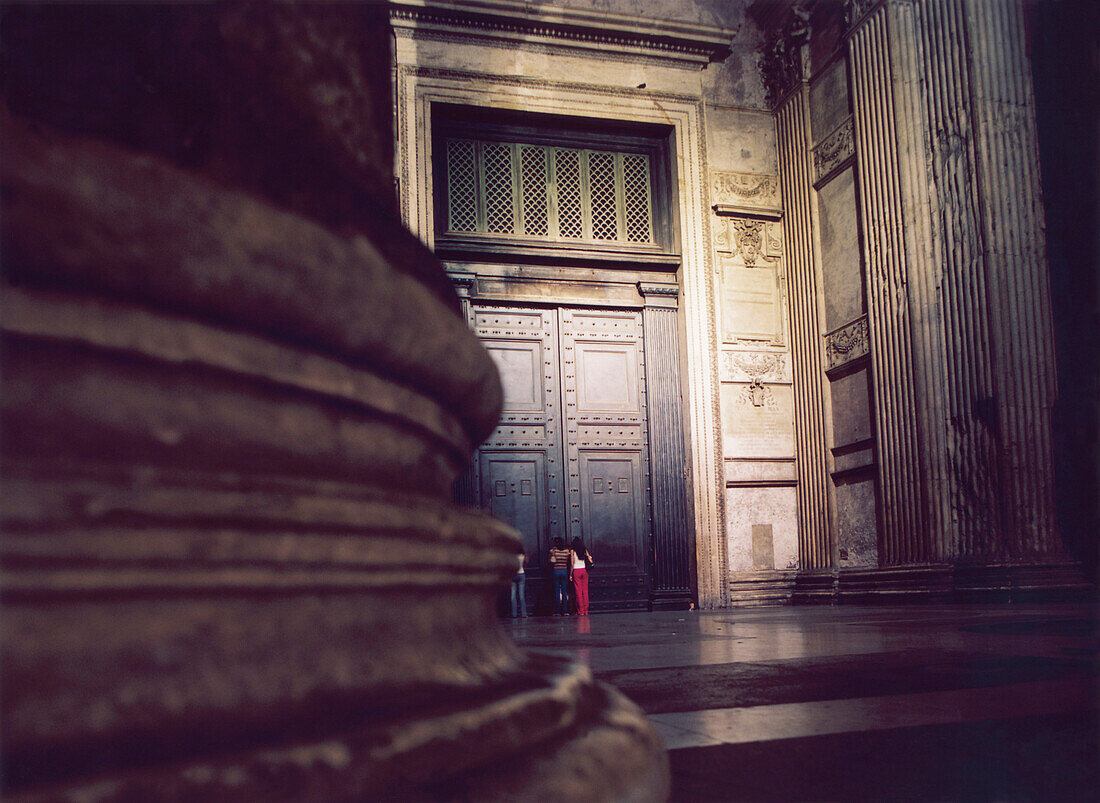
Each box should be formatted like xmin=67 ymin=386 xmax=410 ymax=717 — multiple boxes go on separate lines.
xmin=445 ymin=139 xmax=654 ymax=245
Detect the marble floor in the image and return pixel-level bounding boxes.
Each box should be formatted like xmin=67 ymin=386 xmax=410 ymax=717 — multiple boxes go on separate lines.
xmin=507 ymin=603 xmax=1098 ymax=801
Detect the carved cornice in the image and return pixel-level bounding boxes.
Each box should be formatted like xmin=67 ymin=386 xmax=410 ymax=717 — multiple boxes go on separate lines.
xmin=390 ymin=0 xmax=734 ymax=67
xmin=638 ymin=281 xmax=679 ymax=308
xmin=812 ymin=116 xmax=855 ymax=186
xmin=824 ymin=314 xmax=870 ymax=372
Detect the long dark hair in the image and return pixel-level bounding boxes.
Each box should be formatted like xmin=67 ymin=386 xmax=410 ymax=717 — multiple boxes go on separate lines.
xmin=571 ymin=537 xmax=587 ymax=560
xmin=552 ymin=536 xmax=565 ymax=550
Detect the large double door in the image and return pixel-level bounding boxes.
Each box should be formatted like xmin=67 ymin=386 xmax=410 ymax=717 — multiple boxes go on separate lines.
xmin=474 ymin=305 xmax=652 ymax=611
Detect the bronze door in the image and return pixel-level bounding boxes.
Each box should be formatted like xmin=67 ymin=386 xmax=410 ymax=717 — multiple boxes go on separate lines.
xmin=474 ymin=304 xmax=651 ymax=612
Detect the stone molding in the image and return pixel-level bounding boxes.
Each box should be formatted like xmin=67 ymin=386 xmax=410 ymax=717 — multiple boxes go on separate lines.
xmin=824 ymin=315 xmax=870 ymax=372
xmin=638 ymin=281 xmax=680 ymax=309
xmin=390 ymin=0 xmax=733 ymax=67
xmin=812 ymin=116 xmax=855 ymax=187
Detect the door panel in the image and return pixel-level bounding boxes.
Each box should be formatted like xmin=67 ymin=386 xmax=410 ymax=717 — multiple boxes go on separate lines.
xmin=574 ymin=343 xmax=639 ymax=411
xmin=578 ymin=452 xmax=646 ymax=569
xmin=484 ymin=339 xmax=543 ymax=412
xmin=473 ymin=308 xmax=564 ymax=584
xmin=561 ymin=309 xmax=651 ymax=610
xmin=480 ymin=452 xmax=546 ymax=562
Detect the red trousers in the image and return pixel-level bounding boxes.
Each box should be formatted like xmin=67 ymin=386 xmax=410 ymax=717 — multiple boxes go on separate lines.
xmin=572 ymin=568 xmax=589 ymax=615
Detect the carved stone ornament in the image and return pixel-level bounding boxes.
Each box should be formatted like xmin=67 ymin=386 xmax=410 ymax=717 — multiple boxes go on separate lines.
xmin=845 ymin=0 xmax=883 ymax=30
xmin=736 ymin=379 xmax=779 ymax=410
xmin=758 ymin=1 xmax=810 ymax=107
xmin=813 ymin=116 xmax=855 ymax=186
xmin=715 ymin=218 xmax=783 ymax=268
xmin=711 ymin=171 xmax=781 ymax=210
xmin=720 ymin=351 xmax=787 ymax=383
xmin=825 ymin=315 xmax=871 ymax=370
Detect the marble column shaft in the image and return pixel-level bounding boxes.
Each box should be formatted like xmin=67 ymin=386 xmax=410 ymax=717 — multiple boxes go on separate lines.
xmin=962 ymin=0 xmax=1059 ymax=558
xmin=847 ymin=0 xmax=1062 ymax=564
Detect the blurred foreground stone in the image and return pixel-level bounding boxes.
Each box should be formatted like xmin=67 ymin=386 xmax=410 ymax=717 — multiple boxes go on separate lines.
xmin=0 ymin=4 xmax=669 ymax=800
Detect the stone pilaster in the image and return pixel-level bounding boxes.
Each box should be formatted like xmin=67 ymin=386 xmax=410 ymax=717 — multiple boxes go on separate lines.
xmin=639 ymin=283 xmax=693 ymax=608
xmin=848 ymin=2 xmax=927 ymax=565
xmin=776 ymin=87 xmax=832 ymax=571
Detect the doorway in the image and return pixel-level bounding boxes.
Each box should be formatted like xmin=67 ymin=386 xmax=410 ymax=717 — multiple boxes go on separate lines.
xmin=474 ymin=304 xmax=652 ymax=612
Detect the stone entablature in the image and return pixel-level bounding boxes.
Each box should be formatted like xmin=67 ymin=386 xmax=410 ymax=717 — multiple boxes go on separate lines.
xmin=390 ymin=0 xmax=734 ymax=67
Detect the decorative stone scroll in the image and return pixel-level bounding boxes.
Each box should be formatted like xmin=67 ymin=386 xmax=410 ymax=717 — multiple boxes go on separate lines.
xmin=736 ymin=379 xmax=779 ymax=410
xmin=812 ymin=116 xmax=855 ymax=187
xmin=824 ymin=315 xmax=870 ymax=371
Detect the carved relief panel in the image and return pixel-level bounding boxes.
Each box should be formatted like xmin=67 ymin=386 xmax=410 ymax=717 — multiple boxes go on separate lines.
xmin=710 ymin=171 xmax=786 ymax=347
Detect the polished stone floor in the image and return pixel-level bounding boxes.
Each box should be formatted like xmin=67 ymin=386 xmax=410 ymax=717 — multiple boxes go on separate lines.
xmin=507 ymin=603 xmax=1098 ymax=801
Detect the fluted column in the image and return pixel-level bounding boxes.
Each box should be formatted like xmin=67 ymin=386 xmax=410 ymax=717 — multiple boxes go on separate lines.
xmin=963 ymin=0 xmax=1060 ymax=558
xmin=910 ymin=0 xmax=1003 ymax=559
xmin=776 ymin=87 xmax=831 ymax=571
xmin=639 ymin=283 xmax=693 ymax=607
xmin=848 ymin=4 xmax=927 ymax=565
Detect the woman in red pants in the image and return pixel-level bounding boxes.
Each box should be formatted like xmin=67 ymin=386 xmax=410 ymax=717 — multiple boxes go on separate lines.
xmin=570 ymin=537 xmax=595 ymax=616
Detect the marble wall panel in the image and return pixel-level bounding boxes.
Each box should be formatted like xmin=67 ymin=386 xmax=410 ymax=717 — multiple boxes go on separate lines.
xmin=834 ymin=475 xmax=879 ymax=567
xmin=726 ymin=486 xmax=799 ymax=571
xmin=724 ymin=459 xmax=796 ymax=484
xmin=705 ymin=107 xmax=778 ymax=174
xmin=817 ymin=167 xmax=863 ymax=331
xmin=809 ymin=59 xmax=850 ymax=143
xmin=717 ymin=255 xmax=783 ymax=343
xmin=829 ymin=368 xmax=872 ymax=448
xmin=704 ymin=48 xmax=770 ymax=111
xmin=721 ymin=383 xmax=795 ymax=458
